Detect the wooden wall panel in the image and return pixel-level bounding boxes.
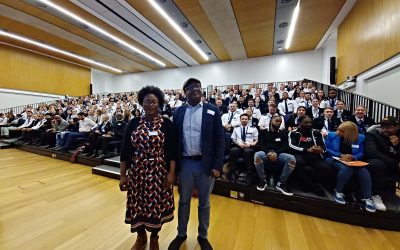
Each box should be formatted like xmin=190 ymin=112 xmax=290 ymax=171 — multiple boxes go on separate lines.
xmin=337 ymin=0 xmax=400 ymax=83
xmin=0 ymin=43 xmax=90 ymax=96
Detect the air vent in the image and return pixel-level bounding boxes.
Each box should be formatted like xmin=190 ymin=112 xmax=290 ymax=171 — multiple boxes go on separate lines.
xmin=34 ymin=1 xmax=47 ymax=8
xmin=279 ymin=22 xmax=288 ymax=28
xmin=277 ymin=39 xmax=285 ymax=44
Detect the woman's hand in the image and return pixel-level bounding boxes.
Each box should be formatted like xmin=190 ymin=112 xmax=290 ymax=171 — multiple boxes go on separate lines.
xmin=119 ymin=175 xmax=128 ymax=191
xmin=165 ymin=172 xmax=175 ymax=189
xmin=341 ymin=154 xmax=354 ymax=162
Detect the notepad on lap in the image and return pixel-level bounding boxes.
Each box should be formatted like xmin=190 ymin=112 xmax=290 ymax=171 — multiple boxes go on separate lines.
xmin=332 ymin=156 xmax=369 ymax=167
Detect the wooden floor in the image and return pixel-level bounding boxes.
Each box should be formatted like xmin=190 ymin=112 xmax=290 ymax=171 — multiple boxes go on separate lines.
xmin=1 ymin=149 xmax=400 ymax=250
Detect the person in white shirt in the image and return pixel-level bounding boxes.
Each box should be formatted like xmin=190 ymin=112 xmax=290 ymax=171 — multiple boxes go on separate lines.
xmin=320 ymin=89 xmax=339 ymax=110
xmin=1 ymin=110 xmax=34 ymax=138
xmin=168 ymin=94 xmax=183 ymax=110
xmin=258 ymin=103 xmax=285 ymax=131
xmin=246 ymin=99 xmax=262 ymax=119
xmin=229 ymin=113 xmax=259 ymax=185
xmin=278 ymin=91 xmax=298 ymax=115
xmin=0 ymin=113 xmax=7 ymax=125
xmin=222 ymin=102 xmax=242 ymax=133
xmin=60 ymin=112 xmax=97 ymax=151
xmin=295 ymin=90 xmax=306 ymax=106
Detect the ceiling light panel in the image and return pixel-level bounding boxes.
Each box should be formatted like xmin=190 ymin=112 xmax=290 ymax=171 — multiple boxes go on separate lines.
xmin=147 ymin=0 xmax=218 ymax=63
xmin=0 ymin=29 xmax=123 ymax=73
xmin=272 ymin=0 xmax=299 ymax=54
xmin=26 ymin=0 xmax=166 ymax=67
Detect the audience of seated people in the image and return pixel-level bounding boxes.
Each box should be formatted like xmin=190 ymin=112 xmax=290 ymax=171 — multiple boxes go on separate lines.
xmin=1 ymin=81 xmax=398 ymax=213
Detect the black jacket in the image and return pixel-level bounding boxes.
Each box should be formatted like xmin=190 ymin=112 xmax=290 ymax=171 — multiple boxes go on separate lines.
xmin=365 ymin=130 xmax=400 ymax=166
xmin=306 ymin=107 xmax=324 ymax=119
xmin=334 ymin=109 xmax=352 ymax=122
xmin=112 ymin=120 xmax=127 ymax=138
xmin=349 ymin=115 xmax=376 ymax=134
xmin=312 ymin=117 xmax=341 ymax=131
xmin=258 ymin=129 xmax=289 ymax=155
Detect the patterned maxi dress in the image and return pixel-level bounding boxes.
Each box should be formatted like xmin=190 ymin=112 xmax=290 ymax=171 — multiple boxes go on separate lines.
xmin=125 ymin=115 xmax=174 ymax=232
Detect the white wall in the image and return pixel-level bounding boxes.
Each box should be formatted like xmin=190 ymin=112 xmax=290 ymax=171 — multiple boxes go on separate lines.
xmin=352 ymin=53 xmax=400 ymax=108
xmin=91 ymin=68 xmax=114 ymax=94
xmin=0 ymin=88 xmax=63 ymax=110
xmin=111 ymin=50 xmax=323 ymax=92
xmin=321 ymin=30 xmax=337 ymax=85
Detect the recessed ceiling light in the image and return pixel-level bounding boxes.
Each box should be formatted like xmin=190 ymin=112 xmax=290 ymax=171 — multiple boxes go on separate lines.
xmin=279 ymin=22 xmax=288 ymax=28
xmin=285 ymin=0 xmax=300 ymax=50
xmin=206 ymin=52 xmax=212 ymax=55
xmin=36 ymin=0 xmax=166 ymax=67
xmin=196 ymin=40 xmax=202 ymax=44
xmin=0 ymin=29 xmax=122 ymax=73
xmin=180 ymin=22 xmax=188 ymax=29
xmin=148 ymin=0 xmax=209 ymax=61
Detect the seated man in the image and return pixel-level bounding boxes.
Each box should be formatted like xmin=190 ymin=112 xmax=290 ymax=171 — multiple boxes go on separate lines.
xmin=84 ymin=115 xmax=113 ymax=157
xmin=289 ymin=116 xmax=333 ymax=195
xmin=0 ymin=111 xmax=32 ymax=138
xmin=41 ymin=115 xmax=69 ymax=147
xmin=319 ymin=89 xmax=340 ymax=110
xmin=20 ymin=113 xmax=47 ymax=144
xmin=312 ymin=107 xmax=341 ymax=136
xmin=246 ymin=99 xmax=262 ymax=120
xmin=229 ymin=113 xmax=259 ymax=185
xmin=334 ymin=100 xmax=351 ymax=122
xmin=244 ymin=108 xmax=259 ymax=129
xmin=278 ymin=91 xmax=298 ymax=115
xmin=306 ymin=99 xmax=324 ymax=120
xmin=60 ymin=112 xmax=97 ymax=152
xmin=258 ymin=103 xmax=285 ymax=131
xmin=364 ymin=116 xmax=400 ymax=211
xmin=221 ymin=102 xmax=241 ymax=154
xmin=349 ymin=105 xmax=376 ymax=134
xmin=254 ymin=116 xmax=296 ymax=195
xmin=96 ymin=113 xmax=127 ymax=158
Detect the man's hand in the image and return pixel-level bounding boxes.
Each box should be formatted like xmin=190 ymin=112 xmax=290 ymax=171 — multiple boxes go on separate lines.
xmin=389 ymin=135 xmax=399 ymax=146
xmin=211 ymin=169 xmax=220 ymax=178
xmin=267 ymin=152 xmax=277 ymax=161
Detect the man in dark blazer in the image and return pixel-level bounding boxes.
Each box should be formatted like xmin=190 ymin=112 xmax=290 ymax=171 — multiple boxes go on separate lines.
xmin=349 ymin=105 xmax=376 ymax=134
xmin=306 ymin=99 xmax=324 ymax=120
xmin=334 ymin=100 xmax=352 ymax=122
xmin=169 ymin=78 xmax=224 ymax=250
xmin=312 ymin=107 xmax=341 ymax=136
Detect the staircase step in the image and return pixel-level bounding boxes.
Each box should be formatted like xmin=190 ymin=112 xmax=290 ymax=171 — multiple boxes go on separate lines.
xmin=0 ymin=142 xmax=13 ymax=149
xmin=103 ymin=156 xmax=120 ymax=167
xmin=92 ymin=165 xmax=120 ymax=180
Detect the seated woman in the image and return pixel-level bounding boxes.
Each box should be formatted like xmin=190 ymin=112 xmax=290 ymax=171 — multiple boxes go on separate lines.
xmin=324 ymin=121 xmax=376 ymax=212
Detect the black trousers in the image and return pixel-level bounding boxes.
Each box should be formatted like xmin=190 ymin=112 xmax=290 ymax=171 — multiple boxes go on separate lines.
xmin=366 ymin=158 xmax=399 ymax=195
xmin=293 ymin=153 xmax=334 ymax=189
xmin=97 ymin=136 xmax=122 ymax=154
xmin=229 ymin=146 xmax=255 ymax=173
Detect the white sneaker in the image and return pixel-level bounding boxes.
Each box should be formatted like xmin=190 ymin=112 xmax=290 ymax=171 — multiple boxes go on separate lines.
xmin=372 ymin=195 xmax=387 ymax=211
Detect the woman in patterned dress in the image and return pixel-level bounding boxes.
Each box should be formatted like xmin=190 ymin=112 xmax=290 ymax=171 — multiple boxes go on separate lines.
xmin=119 ymin=86 xmax=177 ymax=250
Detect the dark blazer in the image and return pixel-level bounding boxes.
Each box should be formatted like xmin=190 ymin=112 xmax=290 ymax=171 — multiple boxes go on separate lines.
xmin=173 ymin=102 xmax=225 ymax=174
xmin=365 ymin=129 xmax=400 ymax=166
xmin=312 ymin=117 xmax=341 ymax=131
xmin=334 ymin=109 xmax=352 ymax=122
xmin=306 ymin=107 xmax=324 ymax=119
xmin=349 ymin=115 xmax=376 ymax=134
xmin=224 ymin=96 xmax=237 ymax=106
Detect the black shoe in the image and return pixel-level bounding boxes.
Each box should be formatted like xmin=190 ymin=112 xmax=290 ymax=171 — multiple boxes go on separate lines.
xmin=256 ymin=179 xmax=267 ymax=191
xmin=197 ymin=236 xmax=213 ymax=250
xmin=275 ymin=182 xmax=293 ymax=196
xmin=168 ymin=235 xmax=187 ymax=250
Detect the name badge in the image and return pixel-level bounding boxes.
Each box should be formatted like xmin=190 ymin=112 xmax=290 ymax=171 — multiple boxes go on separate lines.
xmin=149 ymin=131 xmax=158 ymax=136
xmin=207 ymin=109 xmax=215 ymax=116
xmin=275 ymin=138 xmax=281 ymax=142
xmin=351 ymin=144 xmax=359 ymax=148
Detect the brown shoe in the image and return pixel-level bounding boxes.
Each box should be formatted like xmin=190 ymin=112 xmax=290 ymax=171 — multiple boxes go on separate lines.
xmin=131 ymin=233 xmax=147 ymax=250
xmin=150 ymin=235 xmax=159 ymax=250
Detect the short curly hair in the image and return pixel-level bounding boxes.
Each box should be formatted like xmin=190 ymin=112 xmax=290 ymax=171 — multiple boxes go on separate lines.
xmin=138 ymin=86 xmax=165 ymax=106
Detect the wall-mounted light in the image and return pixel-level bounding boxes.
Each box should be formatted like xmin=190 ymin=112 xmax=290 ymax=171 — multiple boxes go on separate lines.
xmin=148 ymin=0 xmax=209 ymax=61
xmin=37 ymin=0 xmax=166 ymax=67
xmin=285 ymin=0 xmax=300 ymax=50
xmin=0 ymin=29 xmax=123 ymax=73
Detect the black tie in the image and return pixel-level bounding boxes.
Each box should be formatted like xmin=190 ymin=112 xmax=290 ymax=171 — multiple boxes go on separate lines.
xmin=285 ymin=100 xmax=288 ymax=113
xmin=328 ymin=120 xmax=333 ymax=131
xmin=330 ymin=99 xmax=335 ymax=108
xmin=338 ymin=110 xmax=342 ymax=118
xmin=358 ymin=120 xmax=364 ymax=133
xmin=306 ymin=101 xmax=309 ymax=109
xmin=228 ymin=112 xmax=234 ymax=124
xmin=241 ymin=127 xmax=246 ymax=142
